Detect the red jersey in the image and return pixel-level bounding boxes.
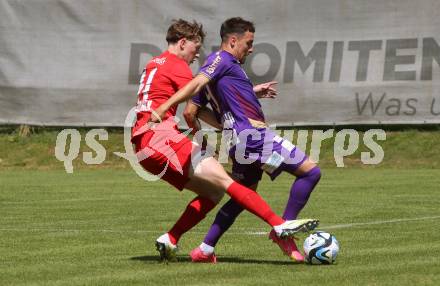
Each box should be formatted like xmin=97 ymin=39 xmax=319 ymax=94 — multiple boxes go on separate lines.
xmin=132 ymin=51 xmax=193 ymax=140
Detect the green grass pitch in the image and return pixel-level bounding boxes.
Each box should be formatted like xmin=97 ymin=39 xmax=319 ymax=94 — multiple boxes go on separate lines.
xmin=1 ymin=169 xmax=440 ymax=285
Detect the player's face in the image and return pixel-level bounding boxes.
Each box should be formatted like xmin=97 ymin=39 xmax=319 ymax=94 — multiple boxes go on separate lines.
xmin=182 ymin=38 xmax=202 ymax=65
xmin=235 ymin=31 xmax=254 ymax=64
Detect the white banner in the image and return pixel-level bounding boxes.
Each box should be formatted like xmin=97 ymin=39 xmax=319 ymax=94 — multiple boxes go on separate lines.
xmin=1 ymin=0 xmax=439 ymax=126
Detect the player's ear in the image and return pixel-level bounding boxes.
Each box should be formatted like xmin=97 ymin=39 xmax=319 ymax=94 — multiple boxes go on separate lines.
xmin=179 ymin=38 xmax=186 ymax=51
xmin=230 ymin=36 xmax=236 ymax=49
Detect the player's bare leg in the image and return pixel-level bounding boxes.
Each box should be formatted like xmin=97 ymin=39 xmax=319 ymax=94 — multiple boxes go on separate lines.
xmin=187 ymin=158 xmax=319 ymax=261
xmin=156 ymin=156 xmax=318 ymax=262
xmin=188 ymin=156 xmax=318 ymax=235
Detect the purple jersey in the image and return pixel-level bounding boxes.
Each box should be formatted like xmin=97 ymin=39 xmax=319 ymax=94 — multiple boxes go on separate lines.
xmin=194 ymin=50 xmax=307 ymax=186
xmin=196 ymin=50 xmax=265 ymax=132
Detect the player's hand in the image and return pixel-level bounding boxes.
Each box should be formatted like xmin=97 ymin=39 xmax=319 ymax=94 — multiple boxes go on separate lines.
xmin=254 ymin=81 xmax=278 ymax=99
xmin=149 ymin=105 xmax=167 ymax=123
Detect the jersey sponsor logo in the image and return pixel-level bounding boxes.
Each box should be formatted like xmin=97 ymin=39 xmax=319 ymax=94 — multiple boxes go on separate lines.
xmin=206 ymin=53 xmax=222 ymax=75
xmin=152 ymin=57 xmax=166 ymax=65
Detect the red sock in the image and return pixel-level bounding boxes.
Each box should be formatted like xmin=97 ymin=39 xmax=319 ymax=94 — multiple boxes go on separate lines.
xmin=226 ymin=181 xmax=284 ymax=227
xmin=168 ymin=196 xmax=216 ymax=245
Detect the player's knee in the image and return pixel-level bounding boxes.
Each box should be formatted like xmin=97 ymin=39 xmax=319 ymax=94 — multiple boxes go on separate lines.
xmin=301 ymin=159 xmax=317 ymax=172
xmin=206 ymin=174 xmax=232 ymax=195
xmin=307 ymin=166 xmax=322 ymax=184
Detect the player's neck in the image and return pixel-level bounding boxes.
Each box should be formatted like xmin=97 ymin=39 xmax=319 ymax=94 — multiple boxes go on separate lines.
xmin=167 ymin=45 xmax=184 ymax=60
xmin=220 ymin=45 xmax=239 ymax=61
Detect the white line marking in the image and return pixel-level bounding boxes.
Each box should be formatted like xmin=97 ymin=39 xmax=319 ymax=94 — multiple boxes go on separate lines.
xmin=319 ymin=215 xmax=440 ymax=230
xmin=246 ymin=215 xmax=440 ymax=235
xmin=1 ymin=215 xmax=439 ymax=235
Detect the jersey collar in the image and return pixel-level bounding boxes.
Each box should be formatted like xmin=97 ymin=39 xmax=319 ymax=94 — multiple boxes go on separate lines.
xmin=220 ymin=50 xmax=241 ymax=64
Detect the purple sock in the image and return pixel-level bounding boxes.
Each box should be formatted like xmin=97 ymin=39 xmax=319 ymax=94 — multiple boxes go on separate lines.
xmin=282 ymin=166 xmax=321 ymax=220
xmin=203 ymin=199 xmax=244 ymax=247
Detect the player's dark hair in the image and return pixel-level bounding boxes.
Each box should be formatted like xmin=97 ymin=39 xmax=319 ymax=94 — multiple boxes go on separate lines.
xmin=220 ymin=17 xmax=255 ymax=42
xmin=166 ymin=19 xmax=205 ymax=44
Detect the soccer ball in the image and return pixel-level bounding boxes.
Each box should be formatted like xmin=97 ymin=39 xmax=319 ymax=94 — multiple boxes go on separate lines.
xmin=303 ymin=231 xmax=339 ymax=265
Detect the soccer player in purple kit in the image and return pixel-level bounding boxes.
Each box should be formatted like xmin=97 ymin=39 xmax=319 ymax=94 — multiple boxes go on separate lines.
xmin=151 ymin=17 xmax=321 ymax=263
xmin=183 ymin=17 xmax=322 ymax=263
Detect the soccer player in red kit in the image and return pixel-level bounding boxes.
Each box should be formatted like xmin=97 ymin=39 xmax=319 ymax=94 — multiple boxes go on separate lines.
xmin=131 ymin=19 xmax=318 ymax=262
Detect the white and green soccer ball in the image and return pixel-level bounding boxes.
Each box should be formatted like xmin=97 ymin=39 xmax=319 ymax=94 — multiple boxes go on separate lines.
xmin=303 ymin=231 xmax=339 ymax=265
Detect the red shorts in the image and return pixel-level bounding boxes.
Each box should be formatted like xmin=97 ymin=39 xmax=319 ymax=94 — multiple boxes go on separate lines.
xmin=133 ymin=127 xmax=194 ymax=191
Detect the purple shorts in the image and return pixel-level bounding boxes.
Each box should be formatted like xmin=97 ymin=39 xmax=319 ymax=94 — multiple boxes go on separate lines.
xmin=229 ymin=128 xmax=307 ymax=187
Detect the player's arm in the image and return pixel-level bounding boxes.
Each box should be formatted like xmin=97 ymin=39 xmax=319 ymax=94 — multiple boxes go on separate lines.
xmin=183 ymin=101 xmax=202 ymax=135
xmin=151 ymin=74 xmax=210 ymax=122
xmin=184 ymin=101 xmax=222 ymax=135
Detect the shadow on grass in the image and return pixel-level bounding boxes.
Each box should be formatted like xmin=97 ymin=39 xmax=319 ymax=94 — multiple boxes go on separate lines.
xmin=130 ymin=255 xmax=299 ymax=265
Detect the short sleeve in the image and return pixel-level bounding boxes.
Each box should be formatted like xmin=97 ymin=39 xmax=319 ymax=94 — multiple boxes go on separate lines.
xmin=198 ymin=52 xmax=229 ymax=82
